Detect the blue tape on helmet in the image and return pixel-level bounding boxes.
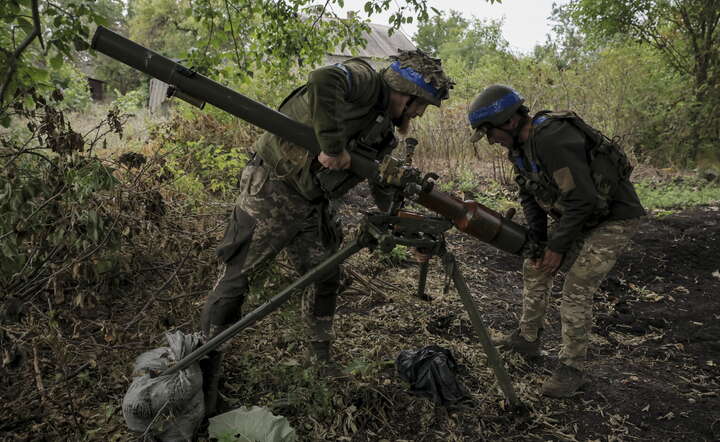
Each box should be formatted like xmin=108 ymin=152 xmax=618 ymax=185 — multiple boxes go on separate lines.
xmin=390 ymin=61 xmax=439 ymax=98
xmin=468 ymin=92 xmax=523 ymax=126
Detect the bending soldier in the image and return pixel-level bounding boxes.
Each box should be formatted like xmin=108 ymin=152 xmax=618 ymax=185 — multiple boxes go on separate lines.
xmin=200 ymin=51 xmax=453 ymax=415
xmin=468 ymin=85 xmax=646 ymax=398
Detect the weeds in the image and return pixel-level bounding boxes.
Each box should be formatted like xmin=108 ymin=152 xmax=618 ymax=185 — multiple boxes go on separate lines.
xmin=373 ymin=244 xmax=411 ymax=266
xmin=635 ymin=177 xmax=720 ymax=210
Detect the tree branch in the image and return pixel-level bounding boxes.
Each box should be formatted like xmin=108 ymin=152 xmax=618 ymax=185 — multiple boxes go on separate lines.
xmin=0 ymin=0 xmax=42 ymax=105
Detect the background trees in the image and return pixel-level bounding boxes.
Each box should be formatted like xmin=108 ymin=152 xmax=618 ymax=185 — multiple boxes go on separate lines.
xmin=559 ymin=0 xmax=720 ymax=163
xmin=0 ymin=0 xmax=717 ymax=165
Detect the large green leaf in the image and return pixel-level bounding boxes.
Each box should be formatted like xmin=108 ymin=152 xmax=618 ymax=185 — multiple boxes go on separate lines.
xmin=208 ymin=406 xmax=297 ymax=442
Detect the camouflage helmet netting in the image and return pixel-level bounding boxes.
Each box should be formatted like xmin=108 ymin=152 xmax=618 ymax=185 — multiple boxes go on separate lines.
xmin=381 ymin=49 xmax=454 ymax=106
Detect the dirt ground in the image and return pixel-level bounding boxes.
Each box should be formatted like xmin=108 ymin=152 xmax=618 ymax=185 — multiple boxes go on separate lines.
xmin=442 ymin=203 xmax=720 ymax=441
xmin=1 ymin=191 xmax=719 ymax=441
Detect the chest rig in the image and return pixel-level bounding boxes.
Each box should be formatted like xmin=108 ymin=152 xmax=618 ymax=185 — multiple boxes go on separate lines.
xmin=513 ymin=111 xmax=634 ymax=222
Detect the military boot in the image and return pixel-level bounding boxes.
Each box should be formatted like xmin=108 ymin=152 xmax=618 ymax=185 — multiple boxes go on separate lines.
xmin=541 ymin=364 xmax=589 ymax=398
xmin=199 ymin=350 xmax=224 ymax=417
xmin=493 ymin=329 xmax=541 ymax=358
xmin=307 ymin=341 xmax=344 ymax=378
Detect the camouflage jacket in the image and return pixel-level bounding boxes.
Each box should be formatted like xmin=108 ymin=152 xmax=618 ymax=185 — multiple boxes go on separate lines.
xmin=513 ymin=112 xmax=646 ymax=254
xmin=254 ymin=58 xmax=396 ymax=202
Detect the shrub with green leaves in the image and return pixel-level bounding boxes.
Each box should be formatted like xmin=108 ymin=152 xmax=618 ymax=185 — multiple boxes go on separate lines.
xmin=162 ymin=137 xmax=248 ymax=195
xmin=111 ymin=86 xmax=149 ymax=113
xmin=0 ymin=92 xmax=129 ymax=303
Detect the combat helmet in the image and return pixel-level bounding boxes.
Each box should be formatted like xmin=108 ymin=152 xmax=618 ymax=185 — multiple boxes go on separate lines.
xmin=468 ymin=85 xmax=525 ymax=142
xmin=382 ymin=49 xmax=454 ymax=107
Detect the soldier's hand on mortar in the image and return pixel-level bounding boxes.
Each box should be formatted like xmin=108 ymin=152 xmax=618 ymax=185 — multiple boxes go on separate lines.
xmin=538 ymin=249 xmax=563 ymax=275
xmin=318 ymin=150 xmax=352 ymax=170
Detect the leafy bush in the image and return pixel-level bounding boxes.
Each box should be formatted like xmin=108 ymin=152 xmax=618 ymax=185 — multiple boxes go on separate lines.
xmin=0 ymin=93 xmax=129 ymax=303
xmin=163 ymin=138 xmax=248 ymax=195
xmin=50 ymin=61 xmax=92 ymax=113
xmin=146 ymin=114 xmax=251 ymax=197
xmin=373 ymin=245 xmax=410 ymax=266
xmin=111 ymin=86 xmax=149 ymax=113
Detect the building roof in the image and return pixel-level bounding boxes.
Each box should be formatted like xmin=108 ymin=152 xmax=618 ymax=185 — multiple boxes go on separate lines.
xmin=328 ymin=23 xmax=416 ymax=59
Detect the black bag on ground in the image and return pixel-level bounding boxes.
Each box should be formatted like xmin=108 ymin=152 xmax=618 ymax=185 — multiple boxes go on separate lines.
xmin=395 ymin=345 xmax=470 ymax=405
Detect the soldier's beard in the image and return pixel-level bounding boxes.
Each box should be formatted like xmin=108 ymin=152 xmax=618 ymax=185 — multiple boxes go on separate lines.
xmin=392 ymin=113 xmax=411 ymax=135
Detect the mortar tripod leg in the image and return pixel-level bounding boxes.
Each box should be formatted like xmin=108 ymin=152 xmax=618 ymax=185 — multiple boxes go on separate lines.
xmin=445 ymin=252 xmax=523 ymax=410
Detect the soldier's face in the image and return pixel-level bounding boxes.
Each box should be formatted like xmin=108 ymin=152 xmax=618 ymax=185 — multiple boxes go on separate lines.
xmin=389 ymin=93 xmax=429 ymax=135
xmin=487 ymin=126 xmax=514 ymax=148
xmin=388 ymin=91 xmax=412 ymax=120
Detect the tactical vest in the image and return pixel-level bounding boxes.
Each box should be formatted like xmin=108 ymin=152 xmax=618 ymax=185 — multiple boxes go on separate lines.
xmin=513 ymin=111 xmax=634 ymax=223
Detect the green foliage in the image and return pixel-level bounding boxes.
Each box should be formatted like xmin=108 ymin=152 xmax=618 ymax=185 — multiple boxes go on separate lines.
xmin=414 ymin=10 xmax=471 ymax=56
xmin=558 ymin=0 xmax=720 ymax=165
xmin=373 ymin=244 xmax=410 ymax=265
xmin=126 ymin=0 xmax=369 ymax=84
xmin=166 ymin=139 xmax=248 ymax=194
xmin=415 ymin=10 xmax=509 ymax=70
xmin=427 ymin=35 xmax=702 ymax=169
xmin=437 ymin=173 xmax=516 ymax=211
xmin=50 ymin=61 xmax=92 ymax=112
xmin=635 ymin=178 xmax=720 ymax=210
xmin=0 ymin=93 xmax=128 ymax=300
xmin=0 ymin=0 xmax=109 ymax=111
xmin=153 ymin=114 xmax=249 ymax=196
xmin=110 ymin=86 xmax=148 ymax=113
xmin=235 ymin=351 xmax=335 ymax=420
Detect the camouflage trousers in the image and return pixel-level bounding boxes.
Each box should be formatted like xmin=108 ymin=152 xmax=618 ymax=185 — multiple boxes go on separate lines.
xmin=200 ymin=161 xmax=343 ymax=345
xmin=519 ymin=218 xmax=642 ymax=370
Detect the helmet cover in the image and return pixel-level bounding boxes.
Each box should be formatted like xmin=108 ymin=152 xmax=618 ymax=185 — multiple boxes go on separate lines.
xmin=382 ymin=49 xmax=454 ymax=107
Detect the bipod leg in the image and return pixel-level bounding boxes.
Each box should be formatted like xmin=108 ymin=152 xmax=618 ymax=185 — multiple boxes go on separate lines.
xmin=163 ymin=239 xmax=365 ymax=376
xmin=444 ymin=252 xmax=523 ymax=410
xmin=416 ymin=259 xmax=431 ymax=301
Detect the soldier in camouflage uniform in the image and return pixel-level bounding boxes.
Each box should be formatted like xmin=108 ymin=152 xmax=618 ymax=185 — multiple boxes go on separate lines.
xmin=467 ymin=85 xmax=646 ymax=398
xmin=199 ymin=50 xmax=453 ymax=415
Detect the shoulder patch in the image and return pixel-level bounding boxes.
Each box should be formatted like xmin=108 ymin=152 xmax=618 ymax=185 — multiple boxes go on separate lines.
xmin=553 ymin=167 xmax=576 ymax=193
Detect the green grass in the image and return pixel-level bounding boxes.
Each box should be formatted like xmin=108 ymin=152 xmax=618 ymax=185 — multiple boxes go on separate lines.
xmin=436 ymin=172 xmax=720 ymax=218
xmin=635 ymin=178 xmax=720 ymax=212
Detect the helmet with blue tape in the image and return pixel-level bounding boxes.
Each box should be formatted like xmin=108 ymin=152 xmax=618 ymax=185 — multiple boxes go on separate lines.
xmin=381 ymin=49 xmax=453 ymax=107
xmin=468 ymin=85 xmax=525 ymax=142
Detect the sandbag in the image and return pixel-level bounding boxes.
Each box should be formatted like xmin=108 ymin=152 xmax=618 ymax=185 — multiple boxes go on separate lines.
xmin=122 ymin=331 xmax=204 ymax=441
xmin=396 ymin=345 xmax=471 ymax=405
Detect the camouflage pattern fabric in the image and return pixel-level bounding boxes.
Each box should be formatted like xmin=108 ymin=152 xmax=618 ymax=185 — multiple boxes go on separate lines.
xmin=382 ymin=49 xmax=454 ymax=105
xmin=200 ymin=162 xmax=343 ymax=345
xmin=519 ymin=217 xmax=642 ymax=370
